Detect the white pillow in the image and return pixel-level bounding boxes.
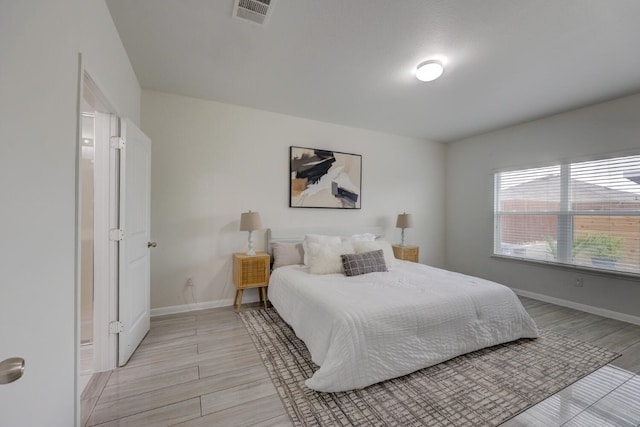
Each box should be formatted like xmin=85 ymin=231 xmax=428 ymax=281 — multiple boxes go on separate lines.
xmin=343 ymin=233 xmax=377 ymax=243
xmin=307 ymin=241 xmax=355 ymax=275
xmin=353 ymin=239 xmax=398 ymax=268
xmin=302 ymin=234 xmax=342 ymax=265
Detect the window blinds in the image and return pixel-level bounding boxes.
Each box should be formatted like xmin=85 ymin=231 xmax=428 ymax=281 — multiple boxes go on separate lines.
xmin=494 ymin=155 xmax=640 ymax=274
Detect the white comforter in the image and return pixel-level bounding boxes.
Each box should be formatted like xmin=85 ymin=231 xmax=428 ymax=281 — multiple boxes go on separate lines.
xmin=268 ymin=261 xmax=538 ymax=392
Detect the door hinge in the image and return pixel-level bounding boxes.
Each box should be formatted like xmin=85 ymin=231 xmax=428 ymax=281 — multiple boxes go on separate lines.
xmin=110 ymin=136 xmax=125 ymax=149
xmin=109 ymin=321 xmax=124 ymax=334
xmin=109 ymin=229 xmax=124 ymax=241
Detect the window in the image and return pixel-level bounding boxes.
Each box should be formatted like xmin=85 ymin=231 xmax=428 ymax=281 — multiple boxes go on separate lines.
xmin=494 ymin=154 xmax=640 ymax=275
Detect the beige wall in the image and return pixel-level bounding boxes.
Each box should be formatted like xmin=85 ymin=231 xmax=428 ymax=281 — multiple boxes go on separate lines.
xmin=445 ymin=93 xmax=640 ymax=318
xmin=0 ymin=1 xmax=140 ymax=424
xmin=142 ymin=90 xmax=446 ymax=311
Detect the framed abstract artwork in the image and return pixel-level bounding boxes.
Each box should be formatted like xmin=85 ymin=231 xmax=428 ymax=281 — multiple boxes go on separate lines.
xmin=290 ymin=146 xmax=362 ymax=209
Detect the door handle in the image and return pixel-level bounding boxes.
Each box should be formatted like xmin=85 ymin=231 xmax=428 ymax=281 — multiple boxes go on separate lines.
xmin=0 ymin=357 xmax=25 ymax=385
xmin=147 ymin=241 xmax=157 ymax=248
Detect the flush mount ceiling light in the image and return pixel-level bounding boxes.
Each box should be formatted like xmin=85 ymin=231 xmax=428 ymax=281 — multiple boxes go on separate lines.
xmin=415 ymin=60 xmax=444 ymax=82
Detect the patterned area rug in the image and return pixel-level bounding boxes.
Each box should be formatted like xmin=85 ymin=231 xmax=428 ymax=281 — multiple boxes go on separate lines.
xmin=240 ymin=308 xmax=619 ymax=427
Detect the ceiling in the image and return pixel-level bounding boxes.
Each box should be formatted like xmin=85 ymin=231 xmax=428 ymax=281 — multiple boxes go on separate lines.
xmin=106 ymin=0 xmax=640 ymax=143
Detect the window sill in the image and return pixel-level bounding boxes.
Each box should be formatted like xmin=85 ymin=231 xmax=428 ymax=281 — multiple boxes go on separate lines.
xmin=490 ymin=254 xmax=640 ymax=281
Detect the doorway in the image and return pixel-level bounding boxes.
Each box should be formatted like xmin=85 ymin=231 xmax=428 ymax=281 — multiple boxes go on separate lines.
xmin=77 ymin=70 xmax=152 ymax=399
xmin=78 ymin=72 xmax=119 ymax=395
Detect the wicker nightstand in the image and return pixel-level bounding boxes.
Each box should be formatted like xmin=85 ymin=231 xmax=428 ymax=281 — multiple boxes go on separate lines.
xmin=232 ymin=252 xmax=270 ymax=312
xmin=392 ymin=245 xmax=419 ymax=263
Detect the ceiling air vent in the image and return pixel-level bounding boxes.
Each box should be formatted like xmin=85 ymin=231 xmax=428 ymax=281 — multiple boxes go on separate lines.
xmin=233 ymin=0 xmax=275 ymax=25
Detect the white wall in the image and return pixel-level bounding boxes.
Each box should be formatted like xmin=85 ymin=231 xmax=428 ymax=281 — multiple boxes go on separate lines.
xmin=445 ymin=93 xmax=640 ymax=318
xmin=0 ymin=1 xmax=140 ymax=425
xmin=142 ymin=90 xmax=445 ymax=311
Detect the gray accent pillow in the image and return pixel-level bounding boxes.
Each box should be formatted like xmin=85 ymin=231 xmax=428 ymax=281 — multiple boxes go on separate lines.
xmin=271 ymin=242 xmax=304 ymax=270
xmin=341 ymin=250 xmax=388 ymax=276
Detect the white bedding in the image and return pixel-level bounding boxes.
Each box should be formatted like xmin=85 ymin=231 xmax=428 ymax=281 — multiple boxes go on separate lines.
xmin=268 ymin=261 xmax=539 ymax=392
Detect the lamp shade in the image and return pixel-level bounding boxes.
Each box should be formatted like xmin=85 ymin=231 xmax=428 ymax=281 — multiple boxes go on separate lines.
xmin=239 ymin=211 xmax=262 ymax=231
xmin=396 ymin=213 xmax=413 ymax=229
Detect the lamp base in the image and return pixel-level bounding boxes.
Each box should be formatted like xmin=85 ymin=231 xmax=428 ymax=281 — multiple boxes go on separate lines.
xmin=246 ymin=230 xmax=256 ymax=256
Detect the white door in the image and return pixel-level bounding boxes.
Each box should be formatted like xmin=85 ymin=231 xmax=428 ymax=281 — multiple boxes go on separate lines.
xmin=118 ymin=118 xmax=152 ymax=366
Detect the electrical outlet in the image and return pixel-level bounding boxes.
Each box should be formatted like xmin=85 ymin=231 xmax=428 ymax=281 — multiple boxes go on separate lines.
xmin=574 ymin=277 xmax=583 ymax=287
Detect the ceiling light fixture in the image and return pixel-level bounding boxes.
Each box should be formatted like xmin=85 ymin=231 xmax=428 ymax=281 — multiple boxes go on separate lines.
xmin=415 ymin=60 xmax=444 ymax=82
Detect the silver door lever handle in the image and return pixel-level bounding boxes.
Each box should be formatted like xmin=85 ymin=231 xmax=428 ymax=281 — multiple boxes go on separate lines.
xmin=0 ymin=357 xmax=25 ymax=385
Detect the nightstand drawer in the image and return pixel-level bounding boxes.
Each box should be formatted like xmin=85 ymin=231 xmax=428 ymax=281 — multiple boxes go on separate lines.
xmin=392 ymin=245 xmax=419 ymax=263
xmin=233 ymin=253 xmax=270 ymax=288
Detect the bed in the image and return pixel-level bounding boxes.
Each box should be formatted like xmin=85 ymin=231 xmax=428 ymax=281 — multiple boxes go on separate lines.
xmin=266 ymin=228 xmax=539 ymax=393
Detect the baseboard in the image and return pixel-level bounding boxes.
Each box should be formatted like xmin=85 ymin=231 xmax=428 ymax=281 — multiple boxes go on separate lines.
xmin=512 ymin=288 xmax=640 ymax=326
xmin=150 ymin=295 xmax=260 ymax=317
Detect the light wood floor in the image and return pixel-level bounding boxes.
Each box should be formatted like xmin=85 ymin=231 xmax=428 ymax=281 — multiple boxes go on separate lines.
xmin=81 ymin=296 xmax=640 ymax=426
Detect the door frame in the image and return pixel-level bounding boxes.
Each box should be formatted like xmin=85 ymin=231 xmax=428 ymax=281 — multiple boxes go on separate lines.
xmin=92 ymin=108 xmax=119 ymax=372
xmin=78 ymin=68 xmax=120 ymax=379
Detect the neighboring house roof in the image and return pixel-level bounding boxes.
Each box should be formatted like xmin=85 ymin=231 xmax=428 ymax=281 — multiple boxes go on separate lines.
xmin=502 ymin=174 xmax=640 ymax=204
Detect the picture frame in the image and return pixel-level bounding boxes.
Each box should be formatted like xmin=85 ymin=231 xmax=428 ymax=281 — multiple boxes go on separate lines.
xmin=289 ymin=146 xmax=362 ymax=209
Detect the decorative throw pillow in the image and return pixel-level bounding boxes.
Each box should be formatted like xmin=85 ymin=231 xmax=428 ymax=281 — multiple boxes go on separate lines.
xmin=271 ymin=242 xmax=304 ymax=270
xmin=352 ymin=239 xmax=398 ymax=268
xmin=341 ymin=250 xmax=388 ymax=276
xmin=307 ymin=241 xmax=355 ymax=274
xmin=302 ymin=234 xmax=342 ymax=265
